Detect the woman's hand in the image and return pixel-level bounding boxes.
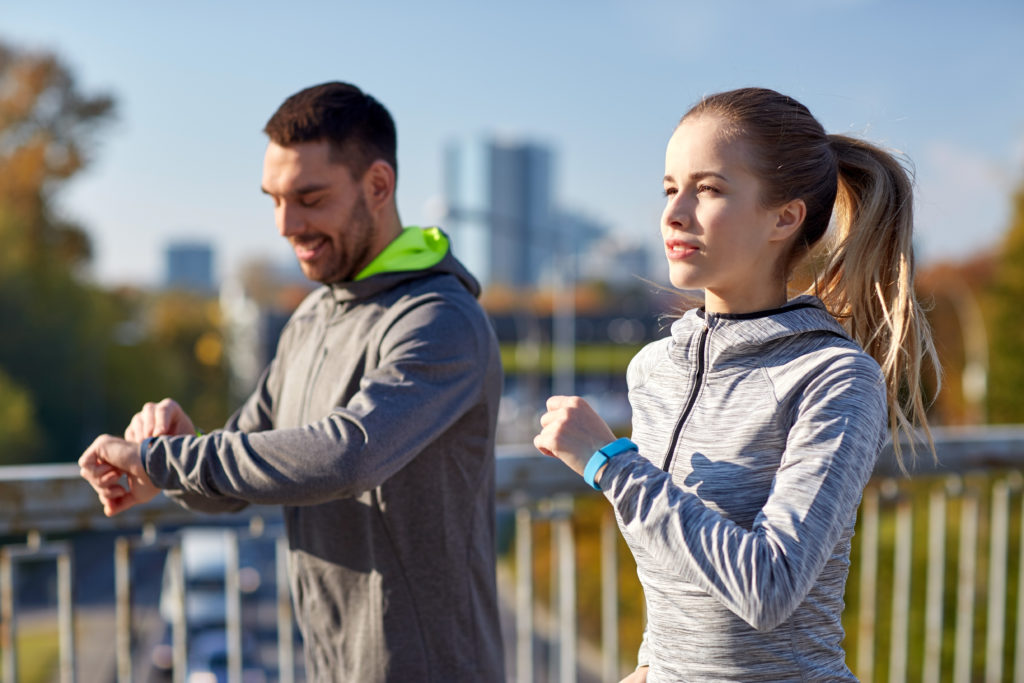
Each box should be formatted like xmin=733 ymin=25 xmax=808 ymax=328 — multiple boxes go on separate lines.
xmin=620 ymin=665 xmax=649 ymax=682
xmin=533 ymin=395 xmax=617 ymax=476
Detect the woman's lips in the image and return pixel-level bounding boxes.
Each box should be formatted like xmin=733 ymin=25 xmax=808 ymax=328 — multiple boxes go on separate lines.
xmin=665 ymin=240 xmax=699 ymax=260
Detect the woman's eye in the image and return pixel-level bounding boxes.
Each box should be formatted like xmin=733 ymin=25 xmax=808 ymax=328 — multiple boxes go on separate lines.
xmin=663 ymin=187 xmax=677 ymax=198
xmin=696 ymin=184 xmax=719 ymax=195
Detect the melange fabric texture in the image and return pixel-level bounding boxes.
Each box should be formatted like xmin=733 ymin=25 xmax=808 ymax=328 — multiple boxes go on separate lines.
xmin=141 ymin=230 xmax=505 ymax=682
xmin=599 ymin=295 xmax=887 ymax=682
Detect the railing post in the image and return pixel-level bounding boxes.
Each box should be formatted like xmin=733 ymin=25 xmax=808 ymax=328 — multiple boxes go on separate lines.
xmin=601 ymin=509 xmax=619 ymax=683
xmin=953 ymin=488 xmax=979 ymax=683
xmin=0 ymin=534 xmax=76 ymax=683
xmin=985 ymin=478 xmax=1010 ymax=683
xmin=114 ymin=536 xmax=133 ymax=683
xmin=554 ymin=495 xmax=577 ymax=683
xmin=224 ymin=529 xmax=243 ymax=683
xmin=922 ymin=479 xmax=950 ymax=683
xmin=888 ymin=481 xmax=912 ymax=683
xmin=168 ymin=541 xmax=187 ymax=683
xmin=1016 ymin=487 xmax=1024 ymax=683
xmin=515 ymin=503 xmax=534 ymax=683
xmin=1 ymin=544 xmax=18 ymax=683
xmin=57 ymin=546 xmax=76 ymax=683
xmin=856 ymin=484 xmax=879 ymax=682
xmin=276 ymin=534 xmax=295 ymax=683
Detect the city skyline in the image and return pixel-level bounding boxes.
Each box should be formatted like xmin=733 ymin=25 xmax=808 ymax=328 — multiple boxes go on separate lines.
xmin=2 ymin=1 xmax=1022 ymax=287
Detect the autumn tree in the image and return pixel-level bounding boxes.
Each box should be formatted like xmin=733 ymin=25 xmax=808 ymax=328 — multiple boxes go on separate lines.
xmin=0 ymin=42 xmax=113 ymax=271
xmin=0 ymin=41 xmax=118 ymax=463
xmin=986 ymin=181 xmax=1024 ymax=423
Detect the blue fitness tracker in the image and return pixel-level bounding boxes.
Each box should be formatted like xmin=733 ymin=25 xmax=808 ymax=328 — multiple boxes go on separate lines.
xmin=584 ymin=437 xmax=637 ymax=490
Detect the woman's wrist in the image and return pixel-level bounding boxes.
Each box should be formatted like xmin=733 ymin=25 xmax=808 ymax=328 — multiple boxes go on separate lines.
xmin=583 ymin=438 xmax=637 ymax=490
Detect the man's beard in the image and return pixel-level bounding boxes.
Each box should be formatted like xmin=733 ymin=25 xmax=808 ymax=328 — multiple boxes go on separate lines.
xmin=305 ymin=195 xmax=376 ymax=284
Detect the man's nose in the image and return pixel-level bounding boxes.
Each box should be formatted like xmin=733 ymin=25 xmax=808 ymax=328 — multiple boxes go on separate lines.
xmin=277 ymin=203 xmax=304 ymax=237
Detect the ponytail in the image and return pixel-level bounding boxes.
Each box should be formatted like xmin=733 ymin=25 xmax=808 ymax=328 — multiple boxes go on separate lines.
xmin=812 ymin=135 xmax=939 ymax=470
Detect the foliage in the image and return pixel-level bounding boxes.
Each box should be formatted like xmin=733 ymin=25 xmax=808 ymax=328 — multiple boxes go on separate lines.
xmin=0 ymin=42 xmax=114 ymax=271
xmin=0 ymin=365 xmax=41 ymax=460
xmin=986 ymin=182 xmax=1024 ymax=423
xmin=0 ymin=40 xmax=229 ymax=464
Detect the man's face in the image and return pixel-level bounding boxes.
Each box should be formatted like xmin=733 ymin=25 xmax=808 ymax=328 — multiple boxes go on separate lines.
xmin=261 ymin=140 xmax=377 ymax=284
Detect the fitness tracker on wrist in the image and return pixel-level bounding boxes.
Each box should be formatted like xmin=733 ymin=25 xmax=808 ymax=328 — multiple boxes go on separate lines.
xmin=584 ymin=437 xmax=637 ymax=491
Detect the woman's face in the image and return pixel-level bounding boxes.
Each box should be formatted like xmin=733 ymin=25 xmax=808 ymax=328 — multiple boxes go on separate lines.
xmin=661 ymin=115 xmax=794 ymax=314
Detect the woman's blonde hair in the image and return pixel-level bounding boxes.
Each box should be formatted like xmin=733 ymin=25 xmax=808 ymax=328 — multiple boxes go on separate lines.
xmin=683 ymin=88 xmax=939 ymax=470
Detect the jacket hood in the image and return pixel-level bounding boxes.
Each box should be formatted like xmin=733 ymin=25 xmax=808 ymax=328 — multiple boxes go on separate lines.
xmin=669 ymin=294 xmax=851 ymax=364
xmin=326 ymin=227 xmax=481 ymax=303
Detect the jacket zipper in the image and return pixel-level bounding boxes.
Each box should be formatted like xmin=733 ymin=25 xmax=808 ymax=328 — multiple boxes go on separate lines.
xmin=300 ymin=297 xmax=342 ymax=423
xmin=661 ymin=323 xmax=710 ymax=472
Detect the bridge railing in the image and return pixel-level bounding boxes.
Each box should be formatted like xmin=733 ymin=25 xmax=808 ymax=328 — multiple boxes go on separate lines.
xmin=2 ymin=425 xmax=1024 ymax=683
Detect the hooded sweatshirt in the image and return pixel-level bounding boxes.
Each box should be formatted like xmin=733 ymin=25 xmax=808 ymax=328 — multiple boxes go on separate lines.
xmin=141 ymin=228 xmax=505 ymax=682
xmin=599 ymin=295 xmax=887 ymax=682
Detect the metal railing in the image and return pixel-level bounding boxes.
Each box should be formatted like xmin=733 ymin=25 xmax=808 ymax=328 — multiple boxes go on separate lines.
xmin=2 ymin=426 xmax=1024 ymax=683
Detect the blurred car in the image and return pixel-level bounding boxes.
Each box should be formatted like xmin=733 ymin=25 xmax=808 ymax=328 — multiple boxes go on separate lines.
xmin=150 ymin=527 xmax=277 ymax=681
xmin=185 ymin=627 xmax=267 ymax=683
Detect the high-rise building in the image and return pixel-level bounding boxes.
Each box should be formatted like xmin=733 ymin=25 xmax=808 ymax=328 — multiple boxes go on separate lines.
xmin=165 ymin=241 xmax=215 ymax=293
xmin=444 ymin=138 xmax=555 ymax=288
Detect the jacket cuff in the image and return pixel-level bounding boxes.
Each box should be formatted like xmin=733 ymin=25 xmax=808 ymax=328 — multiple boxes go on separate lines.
xmin=598 ymin=449 xmax=637 ymax=493
xmin=139 ymin=436 xmax=169 ymax=487
xmin=140 ymin=437 xmax=156 ymax=471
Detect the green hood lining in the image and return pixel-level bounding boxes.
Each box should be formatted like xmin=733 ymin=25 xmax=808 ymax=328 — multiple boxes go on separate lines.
xmin=355 ymin=226 xmax=449 ymax=281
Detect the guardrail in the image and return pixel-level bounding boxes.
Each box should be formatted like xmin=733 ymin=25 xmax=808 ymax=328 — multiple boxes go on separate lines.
xmin=2 ymin=425 xmax=1024 ymax=683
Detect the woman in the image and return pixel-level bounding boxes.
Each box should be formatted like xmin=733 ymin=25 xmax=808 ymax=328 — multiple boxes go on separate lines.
xmin=534 ymin=87 xmax=936 ymax=682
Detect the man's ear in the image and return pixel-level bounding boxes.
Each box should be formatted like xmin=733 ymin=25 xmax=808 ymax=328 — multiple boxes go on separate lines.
xmin=770 ymin=198 xmax=806 ymax=243
xmin=362 ymin=159 xmax=396 ymax=210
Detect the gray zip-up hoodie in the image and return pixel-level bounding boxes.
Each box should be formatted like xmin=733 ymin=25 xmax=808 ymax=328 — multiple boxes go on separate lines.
xmin=600 ymin=295 xmax=887 ymax=682
xmin=141 ymin=246 xmax=504 ymax=682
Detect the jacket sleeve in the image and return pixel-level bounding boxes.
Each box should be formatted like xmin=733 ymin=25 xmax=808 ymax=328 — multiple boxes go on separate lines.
xmin=603 ymin=355 xmax=886 ymax=632
xmin=142 ymin=297 xmax=493 ymax=506
xmin=156 ymin=358 xmax=283 ymax=513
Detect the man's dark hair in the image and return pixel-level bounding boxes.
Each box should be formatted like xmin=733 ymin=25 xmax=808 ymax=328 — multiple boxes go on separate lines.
xmin=263 ymin=81 xmax=397 ymax=180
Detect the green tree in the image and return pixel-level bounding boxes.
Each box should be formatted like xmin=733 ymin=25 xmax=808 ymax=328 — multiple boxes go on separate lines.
xmin=986 ymin=181 xmax=1024 ymax=423
xmin=0 ymin=41 xmax=116 ymax=463
xmin=0 ymin=367 xmax=42 ymax=460
xmin=0 ymin=40 xmax=231 ymax=465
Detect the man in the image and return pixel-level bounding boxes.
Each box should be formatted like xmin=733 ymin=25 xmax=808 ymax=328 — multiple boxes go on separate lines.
xmin=79 ymin=82 xmax=505 ymax=682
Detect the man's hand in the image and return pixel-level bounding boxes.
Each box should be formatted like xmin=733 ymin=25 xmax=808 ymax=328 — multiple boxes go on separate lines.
xmin=78 ymin=434 xmax=160 ymax=516
xmin=125 ymin=398 xmax=196 ymax=441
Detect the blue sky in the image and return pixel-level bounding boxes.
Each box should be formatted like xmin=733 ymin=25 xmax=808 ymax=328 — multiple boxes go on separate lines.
xmin=3 ymin=1 xmax=1022 ymax=286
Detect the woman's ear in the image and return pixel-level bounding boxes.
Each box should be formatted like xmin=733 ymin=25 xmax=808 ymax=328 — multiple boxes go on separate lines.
xmin=770 ymin=198 xmax=807 ymax=244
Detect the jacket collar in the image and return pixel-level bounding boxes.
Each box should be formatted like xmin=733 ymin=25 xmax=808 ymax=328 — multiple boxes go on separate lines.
xmin=324 ymin=228 xmax=481 ymax=303
xmin=670 ymin=294 xmax=851 ymax=361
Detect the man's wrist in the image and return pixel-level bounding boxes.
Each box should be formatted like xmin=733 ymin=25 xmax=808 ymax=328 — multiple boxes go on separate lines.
xmin=139 ymin=436 xmax=156 ymax=474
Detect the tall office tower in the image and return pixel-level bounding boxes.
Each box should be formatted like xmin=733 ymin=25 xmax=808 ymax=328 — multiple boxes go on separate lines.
xmin=165 ymin=241 xmax=215 ymax=293
xmin=444 ymin=138 xmax=554 ymax=288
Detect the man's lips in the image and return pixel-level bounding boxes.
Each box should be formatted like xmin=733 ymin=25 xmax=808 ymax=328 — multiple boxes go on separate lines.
xmin=292 ymin=237 xmax=328 ymax=261
xmin=665 ymin=240 xmax=699 ymax=259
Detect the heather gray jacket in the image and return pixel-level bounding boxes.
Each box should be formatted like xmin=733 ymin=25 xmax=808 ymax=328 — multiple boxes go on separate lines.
xmin=141 ymin=246 xmax=504 ymax=682
xmin=600 ymin=296 xmax=887 ymax=682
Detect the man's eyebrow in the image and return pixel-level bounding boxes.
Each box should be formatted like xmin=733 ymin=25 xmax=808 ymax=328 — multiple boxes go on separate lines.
xmin=260 ymin=183 xmax=331 ymax=196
